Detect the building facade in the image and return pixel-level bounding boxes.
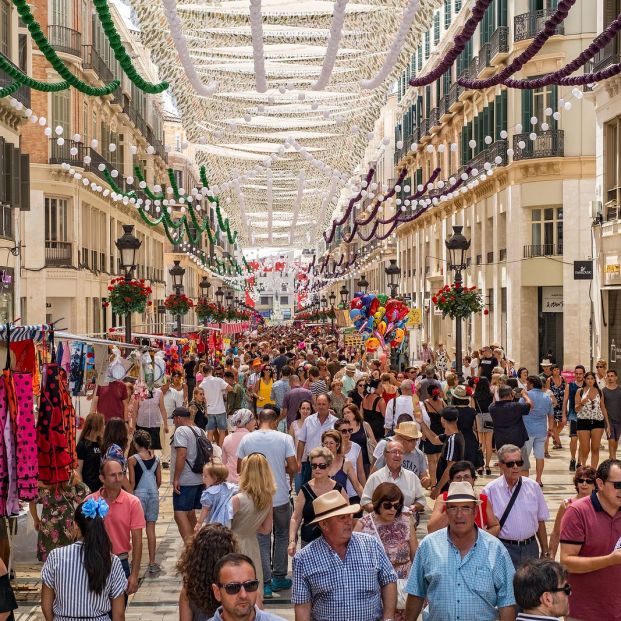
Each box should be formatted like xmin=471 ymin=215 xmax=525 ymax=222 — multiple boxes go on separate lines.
xmin=19 ymin=0 xmax=168 ymax=334
xmin=391 ymin=0 xmax=596 ymax=370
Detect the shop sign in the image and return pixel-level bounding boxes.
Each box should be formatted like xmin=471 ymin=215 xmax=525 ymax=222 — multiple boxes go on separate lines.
xmin=407 ymin=308 xmax=422 ymax=327
xmin=542 ymin=286 xmax=564 ymax=313
xmin=573 ymin=261 xmax=593 ymax=280
xmin=605 ymin=262 xmax=621 ymax=285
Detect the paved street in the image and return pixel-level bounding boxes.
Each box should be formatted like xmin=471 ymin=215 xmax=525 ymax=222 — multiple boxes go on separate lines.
xmin=11 ymin=430 xmax=587 ymax=621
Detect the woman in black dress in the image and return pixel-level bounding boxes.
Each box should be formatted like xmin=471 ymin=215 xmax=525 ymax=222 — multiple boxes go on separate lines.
xmin=361 ymin=383 xmax=386 ymax=442
xmin=451 ymin=385 xmax=480 ymax=469
xmin=421 ymin=387 xmax=446 ymax=486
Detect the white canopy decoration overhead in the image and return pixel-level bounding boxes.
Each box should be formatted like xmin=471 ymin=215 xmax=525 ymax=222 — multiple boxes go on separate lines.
xmin=130 ymin=0 xmax=439 ymax=247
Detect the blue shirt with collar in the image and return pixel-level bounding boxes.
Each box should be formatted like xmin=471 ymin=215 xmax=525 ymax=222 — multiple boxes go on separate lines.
xmin=521 ymin=389 xmax=554 ymax=437
xmin=207 ymin=605 xmax=286 ymax=621
xmin=405 ymin=526 xmax=516 ymax=621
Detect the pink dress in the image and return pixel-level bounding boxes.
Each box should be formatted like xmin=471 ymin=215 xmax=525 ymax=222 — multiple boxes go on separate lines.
xmin=221 ymin=428 xmax=249 ymax=483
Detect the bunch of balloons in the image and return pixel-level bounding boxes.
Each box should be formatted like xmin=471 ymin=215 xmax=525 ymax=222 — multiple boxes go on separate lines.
xmin=349 ymin=293 xmax=410 ymax=352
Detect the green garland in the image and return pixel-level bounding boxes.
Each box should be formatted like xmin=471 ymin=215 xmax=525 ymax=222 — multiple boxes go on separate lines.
xmin=0 ymin=81 xmax=20 ymax=98
xmin=13 ymin=0 xmax=119 ymax=96
xmin=92 ymin=0 xmax=168 ymax=94
xmin=0 ymin=52 xmax=69 ymax=92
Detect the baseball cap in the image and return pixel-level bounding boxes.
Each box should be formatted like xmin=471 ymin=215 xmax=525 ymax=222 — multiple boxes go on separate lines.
xmin=172 ymin=407 xmax=191 ymax=418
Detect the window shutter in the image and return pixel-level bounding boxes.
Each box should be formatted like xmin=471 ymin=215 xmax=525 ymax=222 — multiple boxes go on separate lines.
xmin=10 ymin=147 xmax=20 ymax=208
xmin=444 ymin=0 xmax=452 ymax=28
xmin=3 ymin=142 xmax=12 ymax=205
xmin=550 ymin=85 xmax=558 ymax=129
xmin=521 ymin=89 xmax=532 ymax=134
xmin=0 ymin=137 xmax=5 ymax=203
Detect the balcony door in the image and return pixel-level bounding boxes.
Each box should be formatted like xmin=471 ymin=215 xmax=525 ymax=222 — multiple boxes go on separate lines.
xmin=531 ymin=207 xmax=563 ymax=256
xmin=51 ymin=0 xmax=72 ymax=27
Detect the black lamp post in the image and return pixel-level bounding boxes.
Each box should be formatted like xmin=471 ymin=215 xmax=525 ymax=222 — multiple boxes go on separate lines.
xmin=445 ymin=225 xmax=471 ymax=382
xmin=199 ymin=276 xmax=211 ymax=327
xmin=328 ymin=291 xmax=336 ymax=332
xmin=215 ymin=286 xmax=224 ymax=306
xmin=115 ymin=224 xmax=141 ymax=346
xmin=357 ymin=275 xmax=369 ymax=295
xmin=339 ymin=284 xmax=349 ymax=306
xmin=225 ymin=290 xmax=234 ymax=309
xmin=169 ymin=260 xmax=185 ymax=336
xmin=385 ymin=259 xmax=401 ymax=299
xmin=320 ymin=295 xmax=328 ymax=324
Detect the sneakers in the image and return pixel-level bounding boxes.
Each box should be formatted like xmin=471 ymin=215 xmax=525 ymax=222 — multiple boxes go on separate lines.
xmin=569 ymin=459 xmax=576 ymax=471
xmin=148 ymin=563 xmax=161 ymax=575
xmin=271 ymin=577 xmax=292 ymax=591
xmin=263 ymin=584 xmax=273 ymax=599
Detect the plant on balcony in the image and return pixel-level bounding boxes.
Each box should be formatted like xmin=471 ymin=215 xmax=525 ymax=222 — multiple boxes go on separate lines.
xmin=107 ymin=277 xmax=152 ymax=315
xmin=432 ymin=283 xmax=487 ymax=319
xmin=164 ymin=293 xmax=194 ymax=316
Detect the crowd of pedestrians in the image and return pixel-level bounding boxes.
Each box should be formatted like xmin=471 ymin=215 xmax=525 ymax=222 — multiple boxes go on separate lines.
xmin=3 ymin=328 xmax=621 ymax=621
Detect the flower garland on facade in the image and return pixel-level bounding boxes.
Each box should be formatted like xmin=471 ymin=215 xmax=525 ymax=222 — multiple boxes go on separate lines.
xmin=432 ymin=283 xmax=487 ymax=320
xmin=108 ymin=277 xmax=152 ymax=315
xmin=164 ymin=293 xmax=194 ymax=316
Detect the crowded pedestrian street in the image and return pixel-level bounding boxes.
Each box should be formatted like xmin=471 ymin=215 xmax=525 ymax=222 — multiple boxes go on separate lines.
xmin=2 ymin=0 xmax=621 ymax=620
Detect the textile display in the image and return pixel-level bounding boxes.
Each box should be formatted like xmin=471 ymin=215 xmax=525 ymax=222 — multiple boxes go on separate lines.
xmin=13 ymin=371 xmax=37 ymax=501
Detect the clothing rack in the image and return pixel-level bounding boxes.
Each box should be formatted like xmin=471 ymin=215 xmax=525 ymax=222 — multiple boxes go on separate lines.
xmin=53 ymin=331 xmax=147 ymax=349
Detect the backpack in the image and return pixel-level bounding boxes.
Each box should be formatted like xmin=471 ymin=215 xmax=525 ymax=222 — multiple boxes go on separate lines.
xmin=185 ymin=426 xmax=213 ymax=474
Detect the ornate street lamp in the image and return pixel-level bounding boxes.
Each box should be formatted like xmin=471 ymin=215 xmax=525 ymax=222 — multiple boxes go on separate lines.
xmin=169 ymin=260 xmax=185 ymax=336
xmin=445 ymin=225 xmax=471 ymax=381
xmin=115 ymin=224 xmax=141 ymax=345
xmin=357 ymin=275 xmax=369 ymax=295
xmin=385 ymin=259 xmax=401 ymax=299
xmin=225 ymin=289 xmax=234 ymax=309
xmin=339 ymin=284 xmax=349 ymax=305
xmin=215 ymin=286 xmax=224 ymax=305
xmin=328 ymin=291 xmax=336 ymax=332
xmin=199 ymin=276 xmax=211 ymax=327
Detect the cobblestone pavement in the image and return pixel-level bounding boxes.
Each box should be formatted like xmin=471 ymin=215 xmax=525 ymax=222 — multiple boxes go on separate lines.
xmin=12 ymin=430 xmax=588 ymax=620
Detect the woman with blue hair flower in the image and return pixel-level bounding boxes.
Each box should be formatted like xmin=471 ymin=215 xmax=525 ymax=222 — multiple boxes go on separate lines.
xmin=41 ymin=498 xmax=127 ymax=621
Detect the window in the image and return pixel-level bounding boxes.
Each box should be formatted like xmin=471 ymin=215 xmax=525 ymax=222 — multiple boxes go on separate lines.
xmin=433 ymin=13 xmax=440 ymax=45
xmin=45 ymin=197 xmax=68 ymax=242
xmin=18 ymin=33 xmax=28 ymax=71
xmin=424 ymin=31 xmax=430 ymax=58
xmin=51 ymin=0 xmax=71 ymax=26
xmin=52 ymin=90 xmax=71 ymax=136
xmin=175 ymin=133 xmax=181 ymax=152
xmin=173 ymin=169 xmax=183 ymax=188
xmin=417 ymin=46 xmax=422 ymax=71
xmin=531 ymin=207 xmax=563 ymax=253
xmin=605 ymin=117 xmax=621 ymax=205
xmin=260 ymin=296 xmax=271 ymax=306
xmin=0 ymin=0 xmax=10 ymax=57
xmin=444 ymin=0 xmax=452 ymax=28
xmin=522 ymin=84 xmax=558 ymax=131
xmin=455 ymin=0 xmax=462 ymax=11
xmin=0 ymin=204 xmax=12 ymax=238
xmin=280 ymin=296 xmax=289 ymax=305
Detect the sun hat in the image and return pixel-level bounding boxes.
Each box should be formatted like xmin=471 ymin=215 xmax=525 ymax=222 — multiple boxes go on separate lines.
xmin=345 ymin=364 xmax=356 ymax=372
xmin=310 ymin=490 xmax=360 ymax=524
xmin=230 ymin=408 xmax=254 ymax=428
xmin=394 ymin=421 xmax=421 ymax=439
xmin=540 ymin=358 xmax=553 ymax=367
xmin=452 ymin=385 xmax=472 ymax=400
xmin=441 ymin=481 xmax=481 ymax=505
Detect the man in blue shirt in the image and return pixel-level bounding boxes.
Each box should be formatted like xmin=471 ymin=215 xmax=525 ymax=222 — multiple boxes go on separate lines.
xmin=292 ymin=490 xmax=397 ymax=621
xmin=521 ymin=376 xmax=554 ymax=487
xmin=405 ymin=481 xmax=516 ymax=621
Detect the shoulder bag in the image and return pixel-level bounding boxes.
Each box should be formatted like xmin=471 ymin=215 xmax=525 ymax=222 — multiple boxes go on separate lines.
xmin=499 ymin=477 xmax=522 ymax=530
xmin=474 ymin=397 xmax=494 ymax=431
xmin=369 ymin=516 xmax=407 ymax=610
xmin=363 ymin=422 xmax=377 ymax=465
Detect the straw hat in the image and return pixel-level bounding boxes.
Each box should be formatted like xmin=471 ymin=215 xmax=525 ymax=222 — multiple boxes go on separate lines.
xmin=394 ymin=421 xmax=421 ymax=440
xmin=310 ymin=490 xmax=360 ymax=524
xmin=540 ymin=358 xmax=553 ymax=367
xmin=345 ymin=364 xmax=357 ymax=372
xmin=441 ymin=481 xmax=481 ymax=505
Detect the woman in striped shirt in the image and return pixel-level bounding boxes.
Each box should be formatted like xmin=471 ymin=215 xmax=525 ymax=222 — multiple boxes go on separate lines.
xmin=41 ymin=499 xmax=127 ymax=621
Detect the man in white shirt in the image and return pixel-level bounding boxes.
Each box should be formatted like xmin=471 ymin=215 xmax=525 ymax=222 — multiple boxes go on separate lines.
xmin=384 ymin=380 xmax=416 ymax=434
xmin=296 ymin=394 xmax=337 ymax=486
xmin=237 ymin=409 xmax=297 ymax=598
xmin=199 ymin=365 xmax=232 ymax=447
xmin=361 ymin=440 xmax=426 ymax=513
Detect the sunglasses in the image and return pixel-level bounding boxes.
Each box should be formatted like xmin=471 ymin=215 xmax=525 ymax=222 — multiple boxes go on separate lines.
xmin=311 ymin=463 xmax=328 ymax=470
xmin=218 ymin=580 xmax=260 ymax=595
xmin=501 ymin=460 xmax=524 ymax=468
xmin=576 ymin=478 xmax=595 ymax=485
xmin=381 ymin=501 xmax=403 ymax=511
xmin=606 ymin=480 xmax=621 ymax=489
xmin=596 ymin=365 xmax=605 ymax=368
xmin=549 ymin=583 xmax=572 ymax=596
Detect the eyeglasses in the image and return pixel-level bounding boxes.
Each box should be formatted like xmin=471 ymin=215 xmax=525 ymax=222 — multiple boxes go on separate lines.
xmin=339 ymin=428 xmax=353 ymax=434
xmin=381 ymin=501 xmax=403 ymax=511
xmin=501 ymin=460 xmax=524 ymax=468
xmin=576 ymin=478 xmax=595 ymax=485
xmin=549 ymin=583 xmax=572 ymax=596
xmin=385 ymin=450 xmax=403 ymax=455
xmin=606 ymin=480 xmax=621 ymax=489
xmin=311 ymin=463 xmax=328 ymax=470
xmin=218 ymin=580 xmax=260 ymax=595
xmin=446 ymin=505 xmax=475 ymax=514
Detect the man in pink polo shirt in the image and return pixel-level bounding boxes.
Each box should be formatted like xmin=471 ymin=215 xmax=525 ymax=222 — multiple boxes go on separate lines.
xmin=560 ymin=458 xmax=621 ymax=621
xmin=86 ymin=459 xmax=145 ymax=595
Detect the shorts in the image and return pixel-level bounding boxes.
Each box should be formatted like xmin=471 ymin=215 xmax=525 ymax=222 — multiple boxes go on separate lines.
xmin=569 ymin=420 xmax=577 ymax=437
xmin=422 ymin=440 xmax=442 ymax=455
xmin=136 ymin=425 xmax=162 ymax=450
xmin=608 ymin=420 xmax=621 ymax=441
xmin=576 ymin=418 xmax=605 ymax=432
xmin=173 ymin=483 xmax=205 ymax=512
xmin=206 ymin=413 xmax=227 ymax=431
xmin=134 ymin=489 xmax=159 ymax=522
xmin=523 ymin=435 xmax=546 ymax=461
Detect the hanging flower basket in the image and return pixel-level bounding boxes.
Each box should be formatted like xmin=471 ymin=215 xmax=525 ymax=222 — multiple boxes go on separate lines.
xmin=432 ymin=283 xmax=487 ymax=319
xmin=107 ymin=277 xmax=152 ymax=315
xmin=164 ymin=293 xmax=194 ymax=316
xmin=195 ymin=299 xmax=213 ymax=321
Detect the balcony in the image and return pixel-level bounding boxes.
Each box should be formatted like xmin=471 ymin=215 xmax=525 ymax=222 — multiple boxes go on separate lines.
xmin=478 ymin=42 xmax=491 ymax=73
xmin=49 ymin=138 xmax=86 ymax=167
xmin=428 ymin=107 xmax=439 ymax=131
xmin=592 ymin=39 xmax=621 ymax=74
xmin=438 ymin=94 xmax=449 ymax=118
xmin=47 ymin=25 xmax=82 ymax=57
xmin=514 ymin=9 xmax=564 ymax=42
xmin=45 ymin=241 xmax=72 ymax=267
xmin=82 ymin=45 xmax=114 ymax=84
xmin=523 ymin=244 xmax=563 ymax=258
xmin=512 ymin=130 xmax=564 ymax=160
xmin=447 ymin=82 xmax=464 ymax=109
xmin=490 ymin=26 xmax=509 ymax=60
xmin=0 ymin=53 xmax=30 ymax=108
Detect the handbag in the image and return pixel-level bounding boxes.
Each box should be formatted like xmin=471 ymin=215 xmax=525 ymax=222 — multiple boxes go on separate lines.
xmin=369 ymin=517 xmax=408 ymax=610
xmin=474 ymin=398 xmax=494 ymax=431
